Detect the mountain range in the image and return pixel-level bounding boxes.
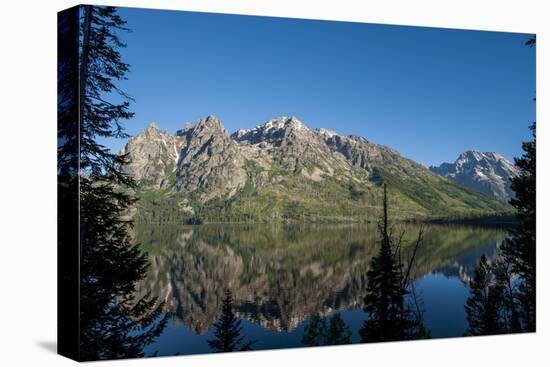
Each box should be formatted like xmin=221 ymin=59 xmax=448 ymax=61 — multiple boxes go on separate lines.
xmin=430 ymin=151 xmax=519 ymax=202
xmin=120 ymin=115 xmax=512 ymax=223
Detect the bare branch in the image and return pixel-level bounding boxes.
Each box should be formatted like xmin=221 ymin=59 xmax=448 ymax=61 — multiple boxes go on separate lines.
xmin=402 ymin=226 xmax=424 ymax=289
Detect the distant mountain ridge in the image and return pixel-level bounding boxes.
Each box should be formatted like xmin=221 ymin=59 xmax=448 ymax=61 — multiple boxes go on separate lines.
xmin=430 ymin=151 xmax=519 ymax=202
xmin=120 ymin=115 xmax=509 ymax=223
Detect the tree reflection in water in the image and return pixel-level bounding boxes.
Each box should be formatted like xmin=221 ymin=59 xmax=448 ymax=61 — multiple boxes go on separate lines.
xmin=129 ymin=221 xmax=506 ymax=354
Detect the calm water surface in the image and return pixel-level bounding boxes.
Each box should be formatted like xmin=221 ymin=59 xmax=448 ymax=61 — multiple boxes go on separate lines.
xmin=132 ymin=223 xmax=506 ymax=356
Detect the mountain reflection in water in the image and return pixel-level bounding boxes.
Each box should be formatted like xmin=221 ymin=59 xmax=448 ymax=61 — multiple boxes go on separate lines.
xmin=132 ymin=224 xmax=506 ymax=355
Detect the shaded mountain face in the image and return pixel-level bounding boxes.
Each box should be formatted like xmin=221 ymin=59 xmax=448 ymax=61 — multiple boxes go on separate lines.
xmin=120 ymin=115 xmax=508 ymax=222
xmin=430 ymin=151 xmax=519 ymax=202
xmin=173 ymin=116 xmax=248 ymax=200
xmin=120 ymin=123 xmax=185 ymax=188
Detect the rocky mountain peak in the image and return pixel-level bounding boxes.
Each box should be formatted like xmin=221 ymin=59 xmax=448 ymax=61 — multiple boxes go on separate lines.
xmin=146 ymin=122 xmax=159 ymax=130
xmin=176 ymin=122 xmax=194 ymax=137
xmin=193 ymin=115 xmax=226 ymax=135
xmin=231 ymin=116 xmax=311 ymax=147
xmin=460 ymin=150 xmax=483 ymax=160
xmin=143 ymin=122 xmax=161 ymax=136
xmin=453 ymin=151 xmax=516 ymax=173
xmin=180 ymin=115 xmax=232 ymax=150
xmin=120 ymin=122 xmax=184 ymax=188
xmin=173 ymin=116 xmax=247 ymax=197
xmin=204 ymin=115 xmax=223 ymax=126
xmin=259 ymin=116 xmax=305 ymax=130
xmin=430 ymin=151 xmax=519 ymax=202
xmin=457 ymin=150 xmax=492 ymax=165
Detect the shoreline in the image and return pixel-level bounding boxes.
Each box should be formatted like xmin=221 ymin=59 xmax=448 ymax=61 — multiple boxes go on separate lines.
xmin=133 ymin=213 xmax=517 ymax=228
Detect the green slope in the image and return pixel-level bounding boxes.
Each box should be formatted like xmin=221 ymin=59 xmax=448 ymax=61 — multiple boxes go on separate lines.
xmin=133 ymin=158 xmax=510 ymax=224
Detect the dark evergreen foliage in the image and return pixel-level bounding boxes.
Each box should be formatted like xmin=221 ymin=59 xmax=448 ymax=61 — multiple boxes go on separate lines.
xmin=464 ymin=126 xmax=535 ymax=335
xmin=58 ymin=7 xmax=80 ymax=359
xmin=492 ymin=258 xmax=522 ymax=333
xmin=326 ymin=313 xmax=352 ymax=345
xmin=58 ymin=7 xmax=79 ymax=178
xmin=74 ymin=5 xmax=166 ymax=360
xmin=503 ymin=37 xmax=536 ymax=332
xmin=79 ymin=6 xmax=134 ymax=181
xmin=465 ymin=255 xmax=505 ymax=335
xmin=464 ymin=255 xmax=522 ymax=335
xmin=465 ymin=37 xmax=535 ymax=336
xmin=207 ymin=290 xmax=255 ymax=352
xmin=501 ymin=121 xmax=536 ymax=331
xmin=301 ymin=315 xmax=328 ymax=347
xmin=301 ymin=313 xmax=352 ymax=347
xmin=359 ymin=184 xmax=429 ymax=342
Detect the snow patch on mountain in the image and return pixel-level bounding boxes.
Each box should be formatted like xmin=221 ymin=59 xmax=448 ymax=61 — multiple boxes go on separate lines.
xmin=430 ymin=150 xmax=519 ymax=202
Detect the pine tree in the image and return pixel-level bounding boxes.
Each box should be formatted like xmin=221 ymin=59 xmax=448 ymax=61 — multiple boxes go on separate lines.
xmin=359 ymin=184 xmax=427 ymax=342
xmin=74 ymin=5 xmax=166 ymax=360
xmin=502 ymin=121 xmax=536 ymax=331
xmin=465 ymin=255 xmax=505 ymax=336
xmin=492 ymin=259 xmax=522 ymax=333
xmin=208 ymin=290 xmax=255 ymax=352
xmin=465 ymin=37 xmax=536 ymax=336
xmin=326 ymin=313 xmax=352 ymax=345
xmin=301 ymin=313 xmax=351 ymax=346
xmin=301 ymin=315 xmax=328 ymax=347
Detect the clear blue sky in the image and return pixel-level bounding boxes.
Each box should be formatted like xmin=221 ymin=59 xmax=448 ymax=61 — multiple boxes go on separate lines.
xmin=107 ymin=6 xmax=535 ymax=167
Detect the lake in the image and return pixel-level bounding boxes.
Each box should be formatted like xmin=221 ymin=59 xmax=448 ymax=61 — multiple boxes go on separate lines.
xmin=132 ymin=223 xmax=507 ymax=356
